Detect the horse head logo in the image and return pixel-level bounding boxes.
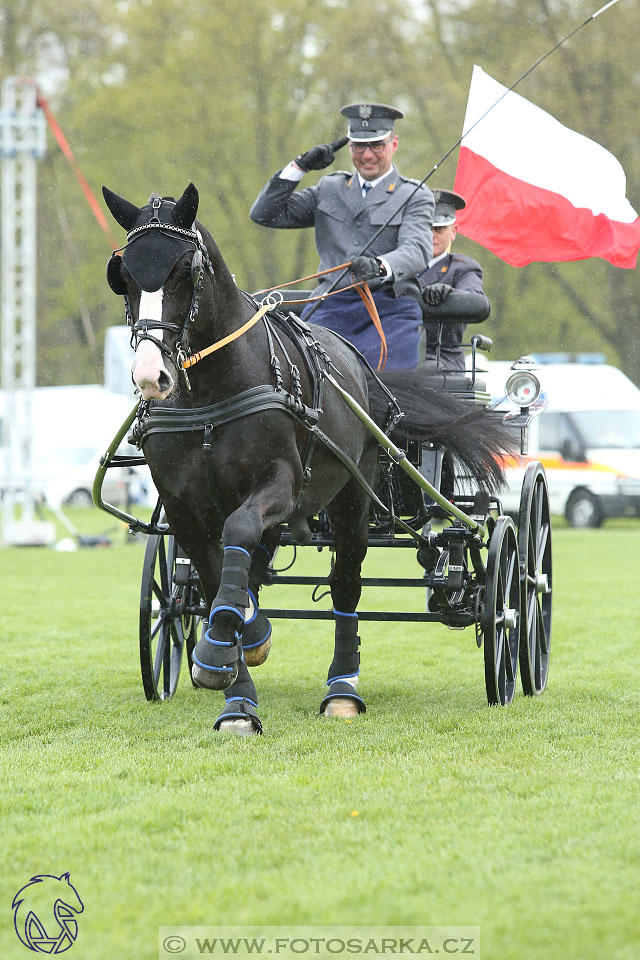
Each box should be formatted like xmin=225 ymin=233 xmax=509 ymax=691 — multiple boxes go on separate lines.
xmin=12 ymin=873 xmax=84 ymax=954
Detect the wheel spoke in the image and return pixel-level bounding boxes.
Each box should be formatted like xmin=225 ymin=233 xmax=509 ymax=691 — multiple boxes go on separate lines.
xmin=150 ymin=610 xmax=167 ymax=642
xmin=527 ymin=590 xmax=537 ymax=648
xmin=162 ymin=631 xmax=172 ymax=696
xmin=533 ymin=481 xmax=543 ymax=534
xmin=537 ymin=598 xmax=549 ymax=656
xmin=494 ymin=627 xmax=504 ymax=670
xmin=504 ymin=632 xmax=516 ymax=684
xmin=535 ymin=523 xmax=550 ymax=574
xmin=505 ymin=548 xmax=517 ymax=595
xmin=152 ymin=577 xmax=166 ymax=607
xmin=153 ymin=623 xmax=168 ymax=680
xmin=158 ymin=537 xmax=170 ymax=596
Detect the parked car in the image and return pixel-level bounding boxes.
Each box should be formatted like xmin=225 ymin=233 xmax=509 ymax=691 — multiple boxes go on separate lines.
xmin=1 ymin=384 xmax=154 ymax=510
xmin=36 ymin=444 xmax=151 ymax=509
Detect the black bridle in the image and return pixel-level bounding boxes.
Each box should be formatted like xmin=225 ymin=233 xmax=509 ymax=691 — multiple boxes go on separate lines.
xmin=118 ymin=205 xmax=215 ymax=388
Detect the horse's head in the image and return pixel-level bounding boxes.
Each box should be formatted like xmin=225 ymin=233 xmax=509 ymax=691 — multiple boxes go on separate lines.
xmin=102 ymin=182 xmax=216 ymax=401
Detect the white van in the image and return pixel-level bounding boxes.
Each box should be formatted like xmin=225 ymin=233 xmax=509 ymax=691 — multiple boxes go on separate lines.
xmin=481 ymin=360 xmax=640 ymax=527
xmin=0 ymin=385 xmax=147 ymax=509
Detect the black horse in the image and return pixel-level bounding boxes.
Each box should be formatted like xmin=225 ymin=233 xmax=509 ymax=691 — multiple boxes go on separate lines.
xmin=103 ymin=182 xmax=508 ymax=735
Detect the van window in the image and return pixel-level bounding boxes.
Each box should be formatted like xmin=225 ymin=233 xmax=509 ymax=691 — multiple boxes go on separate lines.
xmin=571 ymin=411 xmax=640 ymax=449
xmin=539 ymin=412 xmax=584 ymax=452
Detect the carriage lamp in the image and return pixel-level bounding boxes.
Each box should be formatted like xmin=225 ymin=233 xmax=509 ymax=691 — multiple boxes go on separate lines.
xmin=503 ymin=360 xmax=542 ymax=456
xmin=505 ymin=368 xmax=541 ymax=410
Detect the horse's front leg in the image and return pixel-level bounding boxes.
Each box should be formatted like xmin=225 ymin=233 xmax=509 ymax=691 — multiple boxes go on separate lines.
xmin=320 ymin=471 xmax=373 ymax=719
xmin=192 ymin=463 xmax=297 ymax=733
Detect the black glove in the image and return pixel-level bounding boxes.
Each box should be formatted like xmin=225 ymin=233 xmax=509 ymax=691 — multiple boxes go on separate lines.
xmin=423 ymin=282 xmax=453 ymax=307
xmin=351 ymin=256 xmax=385 ymax=282
xmin=295 ymin=137 xmax=349 ymax=172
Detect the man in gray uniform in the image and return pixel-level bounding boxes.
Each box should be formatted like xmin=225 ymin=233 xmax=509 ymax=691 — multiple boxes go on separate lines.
xmin=419 ymin=189 xmax=491 ymax=372
xmin=250 ymin=102 xmax=434 ymax=370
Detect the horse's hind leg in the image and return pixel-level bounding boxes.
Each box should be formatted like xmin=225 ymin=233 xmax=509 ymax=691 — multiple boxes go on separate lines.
xmin=320 ymin=476 xmax=371 ymax=719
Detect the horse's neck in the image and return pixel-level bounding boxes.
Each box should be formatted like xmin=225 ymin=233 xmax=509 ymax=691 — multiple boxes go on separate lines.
xmin=185 ymin=287 xmax=264 ymax=404
xmin=184 ymin=228 xmax=271 ymax=402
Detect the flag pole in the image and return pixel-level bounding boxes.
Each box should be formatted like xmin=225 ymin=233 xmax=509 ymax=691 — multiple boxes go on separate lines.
xmin=302 ymin=0 xmax=624 ymax=319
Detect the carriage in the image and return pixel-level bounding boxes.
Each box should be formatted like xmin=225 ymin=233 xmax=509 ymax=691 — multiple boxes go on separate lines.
xmin=93 ymin=183 xmax=552 ymax=733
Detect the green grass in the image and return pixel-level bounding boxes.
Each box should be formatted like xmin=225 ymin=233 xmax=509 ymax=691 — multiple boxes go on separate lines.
xmin=1 ymin=509 xmax=639 ymax=960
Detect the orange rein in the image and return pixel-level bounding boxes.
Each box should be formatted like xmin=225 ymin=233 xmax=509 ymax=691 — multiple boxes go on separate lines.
xmin=181 ymin=301 xmax=273 ymax=369
xmin=182 ymin=262 xmax=387 ymax=372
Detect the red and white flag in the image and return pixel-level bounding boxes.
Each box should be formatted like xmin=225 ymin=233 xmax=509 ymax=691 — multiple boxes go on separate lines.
xmin=454 ymin=65 xmax=640 ymax=269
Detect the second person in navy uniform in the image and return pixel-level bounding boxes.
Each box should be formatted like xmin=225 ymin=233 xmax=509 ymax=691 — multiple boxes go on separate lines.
xmin=418 ymin=189 xmax=491 ymax=372
xmin=250 ymin=102 xmax=434 ymax=370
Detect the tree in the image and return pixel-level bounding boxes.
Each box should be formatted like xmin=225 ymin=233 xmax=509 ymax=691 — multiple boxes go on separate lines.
xmin=3 ymin=0 xmax=639 ymax=385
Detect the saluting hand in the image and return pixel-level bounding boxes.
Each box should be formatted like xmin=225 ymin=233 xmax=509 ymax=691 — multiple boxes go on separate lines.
xmin=295 ymin=137 xmax=349 ymax=171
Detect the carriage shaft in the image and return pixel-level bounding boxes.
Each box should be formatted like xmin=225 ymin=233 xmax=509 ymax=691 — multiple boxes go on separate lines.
xmin=325 ymin=373 xmax=488 ymax=540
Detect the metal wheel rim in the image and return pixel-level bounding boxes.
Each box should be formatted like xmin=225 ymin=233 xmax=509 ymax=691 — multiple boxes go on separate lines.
xmin=483 ymin=516 xmax=520 ymax=706
xmin=518 ymin=463 xmax=552 ymax=696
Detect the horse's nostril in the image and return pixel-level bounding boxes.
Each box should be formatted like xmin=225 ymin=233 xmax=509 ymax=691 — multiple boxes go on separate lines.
xmin=158 ymin=371 xmax=172 ymax=392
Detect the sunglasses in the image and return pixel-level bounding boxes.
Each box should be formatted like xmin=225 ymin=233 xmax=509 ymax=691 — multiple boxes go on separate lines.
xmin=349 ymin=138 xmax=393 ymax=155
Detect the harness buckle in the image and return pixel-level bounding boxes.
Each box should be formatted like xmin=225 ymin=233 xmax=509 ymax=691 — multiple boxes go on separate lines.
xmin=150 ymin=196 xmax=162 ymax=223
xmin=177 ymin=344 xmax=192 ymax=391
xmin=203 ymin=424 xmax=214 ymax=458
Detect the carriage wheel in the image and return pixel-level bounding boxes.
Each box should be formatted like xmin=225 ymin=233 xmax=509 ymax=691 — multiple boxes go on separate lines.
xmin=139 ymin=532 xmax=201 ymax=701
xmin=518 ymin=462 xmax=552 ymax=696
xmin=482 ymin=516 xmax=520 ymax=706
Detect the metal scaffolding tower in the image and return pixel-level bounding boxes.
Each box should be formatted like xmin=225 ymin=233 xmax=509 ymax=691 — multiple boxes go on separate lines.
xmin=1 ymin=76 xmax=49 ymax=544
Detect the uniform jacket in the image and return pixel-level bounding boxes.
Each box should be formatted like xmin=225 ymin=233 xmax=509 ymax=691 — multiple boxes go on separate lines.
xmin=418 ymin=252 xmax=487 ymax=370
xmin=250 ymin=166 xmax=434 ymax=301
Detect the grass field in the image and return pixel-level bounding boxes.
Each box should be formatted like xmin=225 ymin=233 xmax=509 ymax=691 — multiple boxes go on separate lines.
xmin=1 ymin=508 xmax=639 ymax=960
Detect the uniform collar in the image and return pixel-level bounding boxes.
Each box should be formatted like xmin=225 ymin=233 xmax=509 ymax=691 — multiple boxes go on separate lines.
xmin=428 ymin=250 xmax=450 ymax=269
xmin=356 ymin=168 xmax=394 ymax=192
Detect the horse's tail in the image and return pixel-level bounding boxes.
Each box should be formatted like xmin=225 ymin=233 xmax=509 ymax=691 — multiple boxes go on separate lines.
xmin=366 ymin=370 xmax=516 ymax=493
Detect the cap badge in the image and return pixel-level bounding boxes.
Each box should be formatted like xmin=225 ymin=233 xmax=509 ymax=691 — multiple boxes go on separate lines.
xmin=359 ymin=104 xmax=372 ymax=119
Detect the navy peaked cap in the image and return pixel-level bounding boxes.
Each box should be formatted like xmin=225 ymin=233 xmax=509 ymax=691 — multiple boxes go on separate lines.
xmin=340 ymin=102 xmax=403 ymax=141
xmin=433 ymin=189 xmax=466 ymax=226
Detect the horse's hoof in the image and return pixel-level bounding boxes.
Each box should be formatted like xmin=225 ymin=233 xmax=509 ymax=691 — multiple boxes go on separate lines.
xmin=244 ymin=634 xmax=272 ymax=667
xmin=191 ymin=661 xmax=238 ymax=690
xmin=320 ymin=680 xmax=366 ymax=717
xmin=242 ymin=611 xmax=272 ymax=667
xmin=217 ymin=718 xmax=257 ymax=736
xmin=213 ymin=697 xmax=263 ymax=735
xmin=324 ymin=698 xmax=360 ymax=718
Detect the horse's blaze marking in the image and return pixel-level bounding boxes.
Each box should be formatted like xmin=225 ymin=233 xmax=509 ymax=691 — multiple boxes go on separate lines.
xmin=133 ymin=287 xmax=173 ymax=394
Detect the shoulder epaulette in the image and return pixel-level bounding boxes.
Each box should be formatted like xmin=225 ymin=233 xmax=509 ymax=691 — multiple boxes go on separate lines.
xmin=450 ymin=253 xmax=481 ymax=267
xmin=398 ymin=174 xmax=426 ymax=187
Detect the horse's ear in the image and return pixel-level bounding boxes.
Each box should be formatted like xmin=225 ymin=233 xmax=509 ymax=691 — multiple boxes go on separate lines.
xmin=106 ymin=254 xmax=127 ymax=295
xmin=102 ymin=186 xmax=141 ymax=231
xmin=172 ymin=183 xmax=199 ymax=228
